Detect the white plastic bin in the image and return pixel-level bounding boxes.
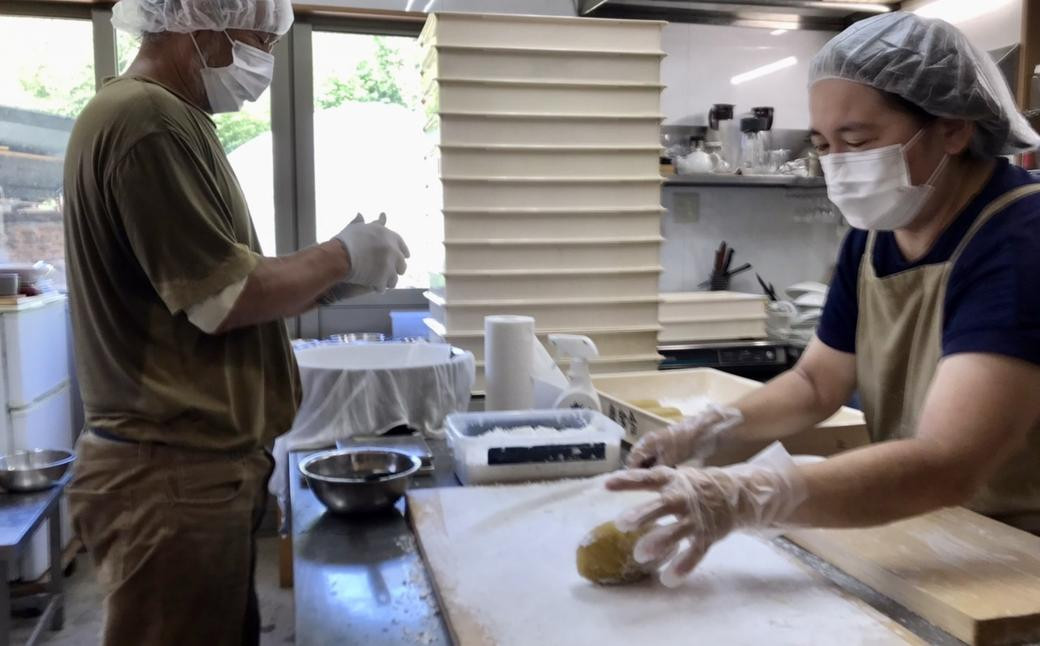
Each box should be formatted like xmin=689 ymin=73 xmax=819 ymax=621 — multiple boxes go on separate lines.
xmin=443 ymin=208 xmax=663 ymax=241
xmin=445 ymin=408 xmax=624 ymax=485
xmin=441 ymin=177 xmax=662 ymax=209
xmin=659 ymin=291 xmax=767 ymax=321
xmin=431 ymin=267 xmax=661 ymax=301
xmin=430 ymin=79 xmax=663 ymax=116
xmin=443 ymin=238 xmax=662 ymax=272
xmin=426 ymin=292 xmax=660 ymax=330
xmin=3 ymin=298 xmax=69 ymax=408
xmin=438 ymin=145 xmax=660 ymax=178
xmin=435 ymin=113 xmax=663 ymax=147
xmin=593 ymin=368 xmax=868 ymax=461
xmin=420 ymin=13 xmax=665 ymax=53
xmin=426 ymin=321 xmax=661 ymax=362
xmin=658 ymin=315 xmax=768 ymax=343
xmin=425 ymin=46 xmax=663 ymax=85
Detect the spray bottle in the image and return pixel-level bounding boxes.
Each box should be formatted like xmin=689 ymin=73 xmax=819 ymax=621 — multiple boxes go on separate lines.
xmin=548 ymin=334 xmax=602 ymax=412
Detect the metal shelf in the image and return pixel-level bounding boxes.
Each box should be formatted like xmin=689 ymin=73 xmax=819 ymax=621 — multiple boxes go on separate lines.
xmin=663 ymin=174 xmax=827 ymax=188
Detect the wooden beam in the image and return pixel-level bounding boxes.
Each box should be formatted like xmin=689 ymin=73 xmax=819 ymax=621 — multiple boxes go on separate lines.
xmin=787 ymin=508 xmax=1040 ymax=646
xmin=1018 ymin=0 xmax=1040 ymax=111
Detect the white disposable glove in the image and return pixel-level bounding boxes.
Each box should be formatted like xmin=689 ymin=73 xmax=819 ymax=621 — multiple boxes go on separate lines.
xmin=626 ymin=404 xmax=744 ymax=469
xmin=317 ymin=282 xmax=374 ymax=305
xmin=606 ymin=442 xmax=807 ymax=588
xmin=333 ymin=213 xmax=410 ymax=292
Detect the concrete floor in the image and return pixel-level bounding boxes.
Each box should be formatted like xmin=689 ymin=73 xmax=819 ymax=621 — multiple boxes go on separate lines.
xmin=10 ymin=537 xmax=295 ymax=645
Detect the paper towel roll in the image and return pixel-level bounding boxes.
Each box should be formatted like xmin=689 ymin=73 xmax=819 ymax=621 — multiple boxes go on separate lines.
xmin=485 ymin=315 xmax=535 ymax=411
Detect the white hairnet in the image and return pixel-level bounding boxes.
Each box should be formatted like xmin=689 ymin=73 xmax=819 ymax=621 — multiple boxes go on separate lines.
xmin=112 ymin=0 xmax=294 ymax=37
xmin=810 ymin=11 xmax=1039 ymax=156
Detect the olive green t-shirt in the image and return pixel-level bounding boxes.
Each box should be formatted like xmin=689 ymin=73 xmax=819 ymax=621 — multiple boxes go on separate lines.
xmin=63 ymin=76 xmax=300 ymax=452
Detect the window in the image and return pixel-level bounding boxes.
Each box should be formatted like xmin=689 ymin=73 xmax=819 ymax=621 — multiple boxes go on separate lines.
xmin=0 ymin=16 xmax=94 ymax=289
xmin=312 ymin=32 xmax=440 ymax=289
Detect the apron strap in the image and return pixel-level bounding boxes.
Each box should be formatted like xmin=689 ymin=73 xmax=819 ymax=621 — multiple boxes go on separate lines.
xmin=951 ymin=183 xmax=1040 ymax=261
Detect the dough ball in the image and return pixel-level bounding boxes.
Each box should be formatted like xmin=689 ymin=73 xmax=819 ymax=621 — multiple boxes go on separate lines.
xmin=576 ymin=521 xmax=651 ymax=585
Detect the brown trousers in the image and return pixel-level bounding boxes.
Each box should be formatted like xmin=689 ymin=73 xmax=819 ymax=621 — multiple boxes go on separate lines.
xmin=67 ymin=431 xmax=273 ymax=646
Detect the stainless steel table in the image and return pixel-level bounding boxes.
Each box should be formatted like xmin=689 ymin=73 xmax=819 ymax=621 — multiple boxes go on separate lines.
xmin=289 ymin=441 xmax=961 ymax=646
xmin=288 ymin=442 xmax=454 ymax=646
xmin=0 ymin=477 xmax=67 ymax=646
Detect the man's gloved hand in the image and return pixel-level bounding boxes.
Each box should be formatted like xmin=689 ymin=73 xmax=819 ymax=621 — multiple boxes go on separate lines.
xmin=626 ymin=404 xmax=744 ymax=469
xmin=606 ymin=442 xmax=807 ymax=588
xmin=333 ymin=213 xmax=410 ymax=292
xmin=317 ymin=282 xmax=373 ymax=305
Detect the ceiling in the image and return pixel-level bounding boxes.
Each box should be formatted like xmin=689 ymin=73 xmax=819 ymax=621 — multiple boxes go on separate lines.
xmin=579 ymin=0 xmax=906 ymax=31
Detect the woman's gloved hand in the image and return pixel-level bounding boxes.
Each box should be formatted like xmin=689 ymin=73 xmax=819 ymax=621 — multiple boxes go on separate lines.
xmin=333 ymin=213 xmax=410 ymax=292
xmin=606 ymin=442 xmax=807 ymax=588
xmin=626 ymin=404 xmax=744 ymax=469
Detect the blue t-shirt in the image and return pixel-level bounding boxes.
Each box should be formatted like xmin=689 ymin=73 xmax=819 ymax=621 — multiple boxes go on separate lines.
xmin=817 ymin=159 xmax=1040 ymax=366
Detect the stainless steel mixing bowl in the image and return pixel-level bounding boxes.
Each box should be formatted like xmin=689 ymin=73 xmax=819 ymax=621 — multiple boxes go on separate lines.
xmin=299 ymin=448 xmax=421 ymax=514
xmin=0 ymin=449 xmax=75 ymax=493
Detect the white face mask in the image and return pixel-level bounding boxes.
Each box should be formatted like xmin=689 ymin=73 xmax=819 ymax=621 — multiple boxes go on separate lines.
xmin=190 ymin=32 xmax=274 ymax=114
xmin=821 ymin=129 xmax=950 ymax=231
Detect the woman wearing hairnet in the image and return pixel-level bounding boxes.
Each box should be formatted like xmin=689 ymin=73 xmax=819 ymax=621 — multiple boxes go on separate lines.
xmin=63 ymin=0 xmax=409 ymax=644
xmin=610 ymin=11 xmax=1040 ymax=588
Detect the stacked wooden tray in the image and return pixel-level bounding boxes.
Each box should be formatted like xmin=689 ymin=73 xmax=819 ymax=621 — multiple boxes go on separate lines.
xmin=420 ymin=12 xmax=668 ymax=388
xmin=659 ymin=291 xmax=768 ymax=344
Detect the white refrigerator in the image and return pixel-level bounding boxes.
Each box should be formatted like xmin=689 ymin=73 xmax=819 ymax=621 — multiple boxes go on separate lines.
xmin=0 ymin=295 xmax=74 ymax=581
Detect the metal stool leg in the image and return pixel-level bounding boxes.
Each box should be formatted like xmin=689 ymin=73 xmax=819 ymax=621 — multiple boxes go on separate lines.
xmin=47 ymin=509 xmax=63 ymax=631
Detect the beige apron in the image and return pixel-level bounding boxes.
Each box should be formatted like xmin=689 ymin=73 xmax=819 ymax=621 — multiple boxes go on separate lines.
xmin=855 ymin=184 xmax=1040 ymax=532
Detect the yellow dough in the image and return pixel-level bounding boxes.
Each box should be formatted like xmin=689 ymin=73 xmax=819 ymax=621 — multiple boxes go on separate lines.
xmin=576 ymin=521 xmax=651 ymax=585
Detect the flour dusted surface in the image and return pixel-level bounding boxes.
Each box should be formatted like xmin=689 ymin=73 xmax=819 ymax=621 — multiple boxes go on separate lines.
xmin=410 ymin=478 xmax=918 ymax=646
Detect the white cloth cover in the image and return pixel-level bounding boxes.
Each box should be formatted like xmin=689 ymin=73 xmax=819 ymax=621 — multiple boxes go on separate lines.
xmin=270 ymin=343 xmax=475 ymax=510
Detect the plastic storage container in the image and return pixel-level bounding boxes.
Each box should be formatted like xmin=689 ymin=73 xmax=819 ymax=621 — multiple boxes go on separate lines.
xmin=431 ymin=267 xmax=662 ymax=301
xmin=425 ymin=291 xmax=660 ymax=330
xmin=390 ymin=310 xmax=431 ymax=339
xmin=659 ymin=291 xmax=767 ymax=320
xmin=658 ymin=315 xmax=767 ymax=343
xmin=425 ymin=46 xmax=664 ymax=85
xmin=420 ymin=13 xmax=666 ymax=53
xmin=438 ymin=145 xmax=659 ymax=178
xmin=443 ymin=237 xmax=662 ymax=271
xmin=433 ymin=113 xmax=664 ymax=147
xmin=441 ymin=177 xmax=662 ymax=209
xmin=443 ymin=207 xmax=663 ymax=241
xmin=427 ymin=319 xmax=660 ymax=362
xmin=445 ymin=408 xmax=624 ymax=485
xmin=593 ymin=368 xmax=867 ymax=460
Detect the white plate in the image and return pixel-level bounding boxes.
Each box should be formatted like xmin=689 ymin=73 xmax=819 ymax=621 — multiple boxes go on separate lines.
xmin=785 ymin=281 xmax=828 ymax=300
xmin=794 ymin=291 xmax=827 ymax=308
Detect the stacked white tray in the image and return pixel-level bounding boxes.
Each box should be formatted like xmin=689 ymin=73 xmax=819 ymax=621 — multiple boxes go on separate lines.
xmin=421 ymin=12 xmax=667 ymax=388
xmin=659 ymin=292 xmax=768 ymax=344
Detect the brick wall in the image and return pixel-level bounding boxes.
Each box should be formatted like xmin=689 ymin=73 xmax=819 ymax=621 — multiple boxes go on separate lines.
xmin=1 ymin=208 xmax=67 ymax=288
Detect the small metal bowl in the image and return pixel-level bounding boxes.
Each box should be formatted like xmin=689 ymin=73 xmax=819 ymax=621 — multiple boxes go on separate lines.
xmin=0 ymin=449 xmax=75 ymax=493
xmin=299 ymin=448 xmax=421 ymax=515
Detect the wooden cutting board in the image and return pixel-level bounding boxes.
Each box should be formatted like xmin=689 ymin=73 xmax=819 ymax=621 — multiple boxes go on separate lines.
xmin=787 ymin=508 xmax=1040 ymax=646
xmin=408 ymin=478 xmax=923 ymax=646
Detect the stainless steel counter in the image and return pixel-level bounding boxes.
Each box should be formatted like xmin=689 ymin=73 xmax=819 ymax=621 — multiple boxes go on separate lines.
xmin=288 ymin=443 xmax=454 ymax=646
xmin=289 ymin=439 xmax=962 ymax=646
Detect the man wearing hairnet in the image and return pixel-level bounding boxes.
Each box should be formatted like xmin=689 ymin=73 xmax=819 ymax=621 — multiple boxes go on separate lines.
xmin=610 ymin=12 xmax=1040 ymax=588
xmin=62 ymin=1 xmax=408 ymax=643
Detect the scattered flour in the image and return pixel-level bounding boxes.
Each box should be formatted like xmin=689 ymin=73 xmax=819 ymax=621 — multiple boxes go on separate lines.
xmin=473 ymin=425 xmax=593 ymax=441
xmin=657 ymin=395 xmax=716 ymax=418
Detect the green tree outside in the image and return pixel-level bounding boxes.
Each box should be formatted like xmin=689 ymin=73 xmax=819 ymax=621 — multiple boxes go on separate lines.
xmin=317 ymin=36 xmax=414 ymax=110
xmin=17 ymin=34 xmax=413 ymax=152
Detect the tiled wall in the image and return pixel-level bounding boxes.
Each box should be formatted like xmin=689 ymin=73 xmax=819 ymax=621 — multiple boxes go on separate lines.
xmin=660 ymin=185 xmax=846 ymax=294
xmin=660 ymin=23 xmax=836 ymax=129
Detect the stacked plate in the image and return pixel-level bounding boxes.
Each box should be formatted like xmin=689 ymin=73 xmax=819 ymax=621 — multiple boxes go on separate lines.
xmin=420 ymin=12 xmax=668 ymax=388
xmin=767 ymin=282 xmax=828 ymax=346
